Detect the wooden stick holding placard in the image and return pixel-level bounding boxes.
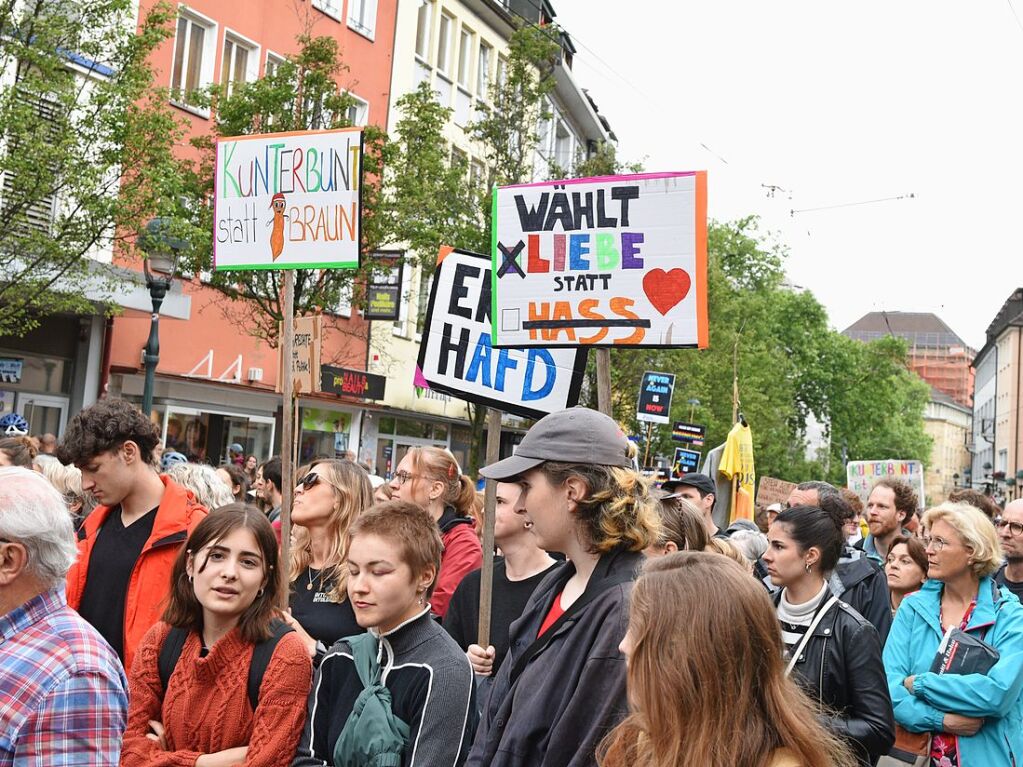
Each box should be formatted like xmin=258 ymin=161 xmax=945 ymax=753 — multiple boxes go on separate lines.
xmin=477 ymin=407 xmax=503 ymax=649
xmin=596 ymin=348 xmax=612 ymax=417
xmin=279 ymin=271 xmax=295 ymax=609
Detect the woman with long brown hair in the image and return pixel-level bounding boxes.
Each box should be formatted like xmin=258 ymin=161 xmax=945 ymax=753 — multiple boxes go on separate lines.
xmin=389 ymin=446 xmax=482 ymax=618
xmin=283 ymin=458 xmax=374 ymax=664
xmin=600 ymin=551 xmax=856 ymax=767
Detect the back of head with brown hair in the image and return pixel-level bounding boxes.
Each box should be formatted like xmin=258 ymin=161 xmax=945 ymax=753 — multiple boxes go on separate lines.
xmin=598 ymin=552 xmax=855 ymax=767
xmin=0 ymin=436 xmax=38 ymax=469
xmin=406 ymin=446 xmax=477 ymax=519
xmin=948 ymin=487 xmax=1000 ymax=519
xmin=654 ymin=496 xmax=708 ymax=552
xmin=348 ymin=500 xmax=444 ymax=596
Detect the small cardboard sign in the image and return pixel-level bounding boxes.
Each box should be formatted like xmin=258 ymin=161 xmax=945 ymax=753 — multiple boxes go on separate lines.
xmin=491 ymin=171 xmax=708 ymax=348
xmin=757 ymin=476 xmax=797 ymax=507
xmin=636 ymin=371 xmax=675 ymax=424
xmin=672 ymin=447 xmax=701 ymax=478
xmin=416 ymin=247 xmax=587 ymax=420
xmin=847 ymin=460 xmax=926 ymax=509
xmin=277 ymin=315 xmax=321 ymax=394
xmin=214 ymin=127 xmax=363 ymax=271
xmin=672 ymin=421 xmax=706 ymax=446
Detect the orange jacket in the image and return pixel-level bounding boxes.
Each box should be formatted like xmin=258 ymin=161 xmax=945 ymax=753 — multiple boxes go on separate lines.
xmin=66 ymin=475 xmax=208 ymax=672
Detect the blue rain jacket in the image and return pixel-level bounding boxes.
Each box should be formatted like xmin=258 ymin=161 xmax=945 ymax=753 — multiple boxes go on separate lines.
xmin=883 ymin=576 xmax=1023 ymax=766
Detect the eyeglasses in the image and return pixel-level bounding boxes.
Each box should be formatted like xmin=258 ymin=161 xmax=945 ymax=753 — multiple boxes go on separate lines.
xmin=393 ymin=470 xmax=415 ymax=486
xmin=297 ymin=472 xmax=340 ymax=492
xmin=994 ymin=518 xmax=1023 ymax=537
xmin=922 ymin=535 xmax=953 ymax=552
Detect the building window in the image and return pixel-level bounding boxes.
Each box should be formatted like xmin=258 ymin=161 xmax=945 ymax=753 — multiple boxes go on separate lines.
xmin=312 ymin=0 xmax=343 ymax=21
xmin=554 ymin=120 xmax=573 ymax=169
xmin=456 ymin=26 xmax=473 ymax=89
xmin=170 ymin=11 xmax=217 ymax=110
xmin=469 ymin=159 xmax=485 ymax=190
xmin=304 ymin=90 xmax=336 ymax=130
xmin=496 ymin=55 xmax=507 ymax=89
xmin=451 ymin=146 xmax=468 ymax=173
xmin=416 ymin=272 xmax=434 ymax=336
xmin=1 ymin=91 xmax=61 ymax=236
xmin=476 ymin=42 xmax=491 ymax=99
xmin=345 ymin=93 xmax=369 ymax=126
xmin=335 ymin=280 xmax=353 ymax=317
xmin=220 ymin=33 xmax=258 ymax=95
xmin=415 ymin=1 xmax=432 ymax=60
xmin=392 ymin=263 xmax=411 ymax=337
xmin=436 ymin=13 xmax=453 ymax=75
xmin=265 ymin=51 xmax=285 ymax=77
xmin=347 ymin=0 xmax=377 ymax=39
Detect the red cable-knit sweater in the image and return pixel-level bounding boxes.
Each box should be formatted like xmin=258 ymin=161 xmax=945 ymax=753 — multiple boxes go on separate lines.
xmin=121 ymin=621 xmax=312 ymax=767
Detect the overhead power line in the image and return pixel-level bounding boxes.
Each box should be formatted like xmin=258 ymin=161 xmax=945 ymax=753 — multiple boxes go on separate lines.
xmin=790 ymin=193 xmax=916 ymax=216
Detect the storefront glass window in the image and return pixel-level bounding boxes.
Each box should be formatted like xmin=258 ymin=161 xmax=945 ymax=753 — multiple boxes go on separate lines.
xmin=163 ymin=408 xmax=273 ymax=465
xmin=299 ymin=408 xmax=353 ymax=464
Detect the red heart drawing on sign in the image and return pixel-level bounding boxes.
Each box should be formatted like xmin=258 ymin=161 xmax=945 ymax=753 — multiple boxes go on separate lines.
xmin=642 ymin=268 xmax=692 ymax=315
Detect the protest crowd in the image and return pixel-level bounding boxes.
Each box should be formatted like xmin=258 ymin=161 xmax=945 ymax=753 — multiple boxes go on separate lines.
xmin=3 ymin=398 xmax=1023 ymax=767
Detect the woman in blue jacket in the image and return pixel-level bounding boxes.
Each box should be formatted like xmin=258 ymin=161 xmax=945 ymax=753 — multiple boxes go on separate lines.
xmin=883 ymin=501 xmax=1023 ymax=766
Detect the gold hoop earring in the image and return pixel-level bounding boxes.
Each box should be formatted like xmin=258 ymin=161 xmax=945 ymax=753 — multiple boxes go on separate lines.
xmin=804 ymin=562 xmax=812 ymax=574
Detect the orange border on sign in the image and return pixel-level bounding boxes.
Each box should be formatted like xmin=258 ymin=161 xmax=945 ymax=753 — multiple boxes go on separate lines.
xmin=694 ymin=171 xmax=709 ymax=349
xmin=437 ymin=244 xmax=455 ymax=265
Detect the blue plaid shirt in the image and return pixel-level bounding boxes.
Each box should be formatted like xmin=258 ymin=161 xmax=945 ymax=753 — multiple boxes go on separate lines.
xmin=0 ymin=587 xmax=128 ymax=766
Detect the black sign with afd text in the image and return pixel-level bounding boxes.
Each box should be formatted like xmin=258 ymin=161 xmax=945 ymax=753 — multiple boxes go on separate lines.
xmin=320 ymin=365 xmax=386 ymax=401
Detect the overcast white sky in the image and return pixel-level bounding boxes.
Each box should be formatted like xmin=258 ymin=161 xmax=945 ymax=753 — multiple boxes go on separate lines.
xmin=553 ymin=0 xmax=1023 ymax=350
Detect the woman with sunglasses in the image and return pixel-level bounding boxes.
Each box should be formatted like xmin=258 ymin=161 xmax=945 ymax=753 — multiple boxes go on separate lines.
xmin=282 ymin=459 xmax=374 ymax=666
xmin=883 ymin=502 xmax=1023 ymax=767
xmin=389 ymin=447 xmax=482 ymax=619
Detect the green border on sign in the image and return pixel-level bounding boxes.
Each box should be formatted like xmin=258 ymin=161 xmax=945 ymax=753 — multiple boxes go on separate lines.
xmin=215 ymin=260 xmax=359 ymax=271
xmin=490 ymin=186 xmax=499 ymax=345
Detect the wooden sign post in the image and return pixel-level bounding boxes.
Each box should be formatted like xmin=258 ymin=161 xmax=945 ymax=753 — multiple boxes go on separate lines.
xmin=279 ymin=273 xmax=295 ymax=607
xmin=477 ymin=408 xmax=503 ymax=648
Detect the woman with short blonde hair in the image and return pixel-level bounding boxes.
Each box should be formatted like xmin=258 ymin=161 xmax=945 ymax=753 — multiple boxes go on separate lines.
xmin=883 ymin=502 xmax=1023 ymax=766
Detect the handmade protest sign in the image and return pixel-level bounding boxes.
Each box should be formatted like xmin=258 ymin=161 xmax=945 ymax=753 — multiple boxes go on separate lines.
xmin=847 ymin=460 xmax=926 ymax=509
xmin=213 ymin=127 xmax=363 ymax=271
xmin=757 ymin=476 xmax=796 ymax=507
xmin=276 ymin=315 xmax=321 ymax=394
xmin=417 ymin=247 xmax=587 ymax=420
xmin=636 ymin=371 xmax=675 ymax=424
xmin=491 ymin=171 xmax=708 ymax=348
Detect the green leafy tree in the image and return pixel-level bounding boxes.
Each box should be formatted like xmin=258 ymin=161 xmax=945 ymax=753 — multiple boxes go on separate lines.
xmin=176 ymin=35 xmax=393 ymax=353
xmin=0 ymin=0 xmax=187 ymax=336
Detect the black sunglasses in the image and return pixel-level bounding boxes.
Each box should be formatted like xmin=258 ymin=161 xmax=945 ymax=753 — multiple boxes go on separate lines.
xmin=298 ymin=472 xmax=341 ymax=492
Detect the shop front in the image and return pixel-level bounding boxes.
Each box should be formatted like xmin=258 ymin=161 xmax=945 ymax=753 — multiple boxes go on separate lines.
xmin=297 ymin=404 xmax=363 ymax=464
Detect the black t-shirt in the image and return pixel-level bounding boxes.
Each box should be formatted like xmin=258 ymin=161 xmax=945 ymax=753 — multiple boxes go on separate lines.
xmin=443 ymin=558 xmax=558 ymax=674
xmin=77 ymin=505 xmax=158 ymax=662
xmin=996 ymin=565 xmax=1023 ymax=602
xmin=289 ymin=566 xmax=363 ymax=648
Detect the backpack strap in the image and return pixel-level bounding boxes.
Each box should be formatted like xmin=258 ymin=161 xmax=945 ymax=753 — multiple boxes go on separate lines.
xmin=247 ymin=619 xmax=294 ymax=711
xmin=509 ymin=556 xmax=636 ymax=685
xmin=157 ymin=626 xmax=190 ymax=695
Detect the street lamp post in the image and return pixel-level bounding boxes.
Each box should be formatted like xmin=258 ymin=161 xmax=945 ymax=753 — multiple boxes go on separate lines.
xmin=140 ymin=218 xmax=186 ymax=417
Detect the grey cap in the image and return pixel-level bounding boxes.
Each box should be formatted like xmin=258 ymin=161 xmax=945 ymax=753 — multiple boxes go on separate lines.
xmin=479 ymin=407 xmax=633 ymax=481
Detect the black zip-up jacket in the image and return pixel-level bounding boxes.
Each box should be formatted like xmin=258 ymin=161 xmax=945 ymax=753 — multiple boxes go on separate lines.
xmin=467 ymin=547 xmax=642 ymax=767
xmin=774 ymin=592 xmax=895 ymax=767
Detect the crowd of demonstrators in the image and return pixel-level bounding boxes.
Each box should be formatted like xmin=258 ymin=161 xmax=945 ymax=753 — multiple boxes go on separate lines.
xmin=55 ymin=399 xmax=209 ymax=670
xmin=884 ymin=535 xmax=928 ymax=615
xmin=468 ymin=407 xmax=660 ymax=767
xmin=283 ymin=459 xmax=374 ymax=665
xmin=255 ymin=457 xmax=284 ymax=521
xmin=0 ymin=467 xmax=129 ymax=765
xmin=121 ymin=505 xmax=312 ymax=766
xmin=598 ymin=552 xmax=857 ymax=767
xmin=444 ymin=481 xmax=558 ymax=690
xmin=884 ymin=502 xmax=1023 ymax=767
xmin=995 ymin=498 xmax=1023 ymax=600
xmin=292 ymin=501 xmax=477 ymax=767
xmin=166 ymin=461 xmax=236 ymax=511
xmin=764 ymin=504 xmax=895 ymax=765
xmin=38 ymin=458 xmax=96 ymax=527
xmin=660 ymin=473 xmax=724 ymax=539
xmin=841 ymin=488 xmax=867 ymax=544
xmin=243 ymin=454 xmax=259 ymax=484
xmin=388 ymin=446 xmax=482 ymax=619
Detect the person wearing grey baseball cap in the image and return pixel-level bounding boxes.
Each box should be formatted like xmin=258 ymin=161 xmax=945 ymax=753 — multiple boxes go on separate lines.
xmin=467 ymin=407 xmax=660 ymax=767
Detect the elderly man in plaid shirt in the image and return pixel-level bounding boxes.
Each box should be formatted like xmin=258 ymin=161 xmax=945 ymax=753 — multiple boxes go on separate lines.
xmin=0 ymin=467 xmax=127 ymax=765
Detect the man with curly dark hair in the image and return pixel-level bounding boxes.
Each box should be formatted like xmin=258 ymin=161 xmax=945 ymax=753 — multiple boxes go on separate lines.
xmin=857 ymin=477 xmax=916 ymax=567
xmin=56 ymin=399 xmax=207 ymax=669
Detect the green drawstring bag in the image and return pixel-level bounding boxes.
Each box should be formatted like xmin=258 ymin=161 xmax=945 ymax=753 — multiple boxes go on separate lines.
xmin=332 ymin=632 xmax=411 ymax=767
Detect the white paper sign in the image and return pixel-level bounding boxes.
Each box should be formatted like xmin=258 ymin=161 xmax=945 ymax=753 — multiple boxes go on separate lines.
xmin=491 ymin=171 xmax=708 ymax=348
xmin=846 ymin=459 xmax=926 ymax=510
xmin=214 ymin=127 xmax=363 ymax=271
xmin=416 ymin=248 xmax=587 ymax=420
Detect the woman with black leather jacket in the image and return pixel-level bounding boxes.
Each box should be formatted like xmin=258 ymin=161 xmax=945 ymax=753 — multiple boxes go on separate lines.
xmin=764 ymin=504 xmax=895 ymax=766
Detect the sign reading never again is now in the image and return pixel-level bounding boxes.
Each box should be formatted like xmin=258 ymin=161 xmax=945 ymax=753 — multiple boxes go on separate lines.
xmin=490 ymin=171 xmax=708 ymax=348
xmin=636 ymin=371 xmax=675 ymax=424
xmin=416 ymin=247 xmax=587 ymax=420
xmin=213 ymin=127 xmax=363 ymax=271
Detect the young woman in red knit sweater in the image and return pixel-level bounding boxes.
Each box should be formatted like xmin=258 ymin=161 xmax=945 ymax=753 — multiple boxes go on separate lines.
xmin=121 ymin=504 xmax=312 ymax=767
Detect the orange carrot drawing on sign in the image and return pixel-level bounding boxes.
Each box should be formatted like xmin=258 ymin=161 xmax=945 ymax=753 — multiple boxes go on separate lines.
xmin=267 ymin=192 xmax=288 ymax=261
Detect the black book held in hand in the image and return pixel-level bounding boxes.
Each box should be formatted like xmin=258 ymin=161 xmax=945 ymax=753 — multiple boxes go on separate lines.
xmin=930 ymin=626 xmax=1000 ymax=676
